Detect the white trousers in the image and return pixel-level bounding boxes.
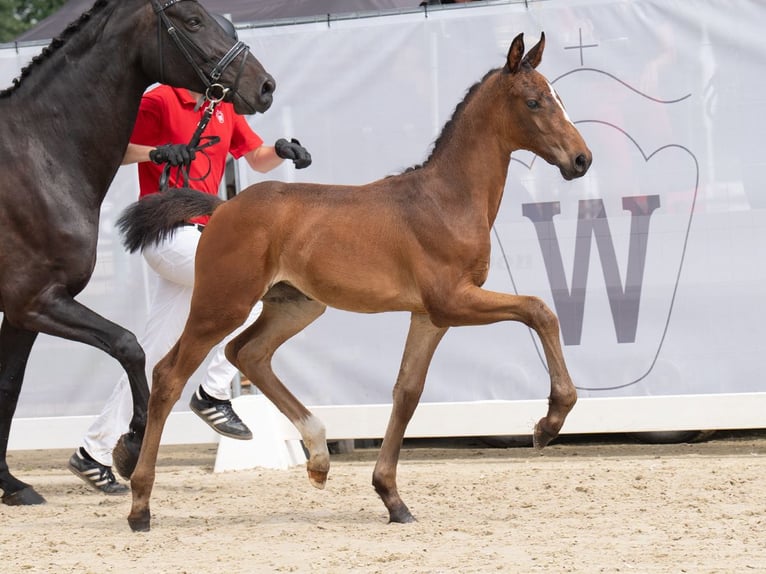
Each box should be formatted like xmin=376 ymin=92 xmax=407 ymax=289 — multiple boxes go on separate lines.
xmin=82 ymin=225 xmax=261 ymax=466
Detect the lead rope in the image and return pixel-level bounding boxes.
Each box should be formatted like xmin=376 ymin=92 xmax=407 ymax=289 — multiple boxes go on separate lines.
xmin=158 ymin=84 xmax=227 ymax=192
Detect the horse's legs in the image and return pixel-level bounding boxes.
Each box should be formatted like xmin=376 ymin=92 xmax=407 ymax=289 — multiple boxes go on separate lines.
xmin=9 ymin=287 xmax=149 ymax=455
xmin=431 ymin=286 xmax=577 ymax=448
xmin=372 ymin=312 xmax=447 ymax=523
xmin=127 ymin=306 xmax=251 ymax=532
xmin=127 ymin=335 xmax=221 ymax=531
xmin=528 ymin=300 xmax=577 ymax=448
xmin=226 ymin=284 xmax=329 ymax=487
xmin=0 ymin=318 xmax=44 ymax=505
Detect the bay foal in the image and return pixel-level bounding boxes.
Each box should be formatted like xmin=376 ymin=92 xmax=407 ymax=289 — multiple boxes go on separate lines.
xmin=119 ymin=32 xmax=592 ymax=531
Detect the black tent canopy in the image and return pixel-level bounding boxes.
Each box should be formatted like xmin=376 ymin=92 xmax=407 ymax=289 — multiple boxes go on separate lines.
xmin=15 ymin=0 xmax=429 ymax=43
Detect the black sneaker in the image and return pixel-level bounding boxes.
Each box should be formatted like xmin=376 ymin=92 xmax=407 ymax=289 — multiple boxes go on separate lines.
xmin=189 ymin=387 xmax=253 ymax=440
xmin=68 ymin=448 xmax=129 ymax=495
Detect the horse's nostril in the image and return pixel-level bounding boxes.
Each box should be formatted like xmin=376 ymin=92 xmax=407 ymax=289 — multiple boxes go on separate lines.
xmin=575 ymin=154 xmax=587 ymax=171
xmin=261 ymin=78 xmax=276 ymax=96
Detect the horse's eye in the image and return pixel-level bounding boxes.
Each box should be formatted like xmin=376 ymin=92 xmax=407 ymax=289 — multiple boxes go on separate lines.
xmin=187 ymin=17 xmax=201 ymax=29
xmin=526 ymin=99 xmax=539 ymax=110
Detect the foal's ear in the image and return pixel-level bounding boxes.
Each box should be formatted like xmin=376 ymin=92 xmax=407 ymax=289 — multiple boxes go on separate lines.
xmin=522 ymin=31 xmax=546 ymax=69
xmin=505 ymin=33 xmax=525 ymax=74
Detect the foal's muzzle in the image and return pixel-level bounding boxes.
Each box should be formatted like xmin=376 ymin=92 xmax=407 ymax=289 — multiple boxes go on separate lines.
xmin=561 ymin=150 xmax=592 ymax=180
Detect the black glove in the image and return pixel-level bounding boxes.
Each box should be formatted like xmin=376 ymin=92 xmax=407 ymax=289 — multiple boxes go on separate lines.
xmin=274 ymin=138 xmax=312 ymax=169
xmin=149 ymin=143 xmax=196 ymax=167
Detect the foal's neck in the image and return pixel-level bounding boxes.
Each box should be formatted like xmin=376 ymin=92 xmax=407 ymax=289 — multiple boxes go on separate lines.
xmin=424 ymin=72 xmax=517 ymax=226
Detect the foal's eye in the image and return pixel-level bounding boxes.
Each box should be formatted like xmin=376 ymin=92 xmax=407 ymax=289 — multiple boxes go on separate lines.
xmin=526 ymin=99 xmax=540 ymax=110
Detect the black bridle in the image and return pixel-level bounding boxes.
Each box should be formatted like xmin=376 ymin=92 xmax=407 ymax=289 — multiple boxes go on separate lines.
xmin=151 ymin=0 xmax=250 ymax=102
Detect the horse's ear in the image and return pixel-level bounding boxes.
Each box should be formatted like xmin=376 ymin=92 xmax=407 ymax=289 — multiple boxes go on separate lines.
xmin=522 ymin=32 xmax=545 ymax=69
xmin=505 ymin=33 xmax=525 ymax=74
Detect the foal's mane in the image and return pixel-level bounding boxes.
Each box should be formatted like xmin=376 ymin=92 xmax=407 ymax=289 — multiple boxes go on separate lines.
xmin=0 ymin=0 xmax=110 ymax=98
xmin=399 ymin=67 xmax=501 ymax=174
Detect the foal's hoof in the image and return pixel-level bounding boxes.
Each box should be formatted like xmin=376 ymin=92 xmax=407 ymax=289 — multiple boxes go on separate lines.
xmin=388 ymin=505 xmax=416 ymax=524
xmin=2 ymin=486 xmax=46 ymax=506
xmin=128 ymin=509 xmax=151 ymax=532
xmin=307 ymin=469 xmax=328 ymax=490
xmin=113 ymin=432 xmax=142 ymax=480
xmin=533 ymin=420 xmax=557 ymax=450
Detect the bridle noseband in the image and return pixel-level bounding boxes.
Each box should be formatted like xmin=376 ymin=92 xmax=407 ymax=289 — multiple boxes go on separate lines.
xmin=151 ymin=0 xmax=250 ymax=100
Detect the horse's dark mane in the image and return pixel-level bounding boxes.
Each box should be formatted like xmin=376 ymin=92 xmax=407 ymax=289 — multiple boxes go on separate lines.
xmin=0 ymin=0 xmax=109 ymax=98
xmin=396 ymin=67 xmax=501 ymax=175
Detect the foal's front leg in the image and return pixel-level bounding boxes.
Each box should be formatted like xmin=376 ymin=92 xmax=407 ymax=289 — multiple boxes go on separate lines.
xmin=527 ymin=300 xmax=577 ymax=449
xmin=433 ymin=286 xmax=577 ymax=448
xmin=373 ymin=313 xmax=447 ymax=523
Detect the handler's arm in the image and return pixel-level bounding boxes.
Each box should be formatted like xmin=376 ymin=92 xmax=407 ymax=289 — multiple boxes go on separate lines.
xmin=122 ymin=143 xmax=154 ymax=165
xmin=243 ymin=145 xmax=284 ymax=173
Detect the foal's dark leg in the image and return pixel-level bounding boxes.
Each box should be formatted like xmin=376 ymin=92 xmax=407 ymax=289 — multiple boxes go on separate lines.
xmin=372 ymin=312 xmax=447 ymax=523
xmin=0 ymin=318 xmax=44 ymax=505
xmin=12 ymin=288 xmax=150 ymax=470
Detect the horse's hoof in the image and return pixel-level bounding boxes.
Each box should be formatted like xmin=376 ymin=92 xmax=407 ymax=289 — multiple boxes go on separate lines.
xmin=113 ymin=432 xmax=142 ymax=480
xmin=2 ymin=486 xmax=46 ymax=506
xmin=307 ymin=469 xmax=327 ymax=490
xmin=128 ymin=509 xmax=151 ymax=532
xmin=388 ymin=506 xmax=416 ymax=524
xmin=533 ymin=420 xmax=556 ymax=450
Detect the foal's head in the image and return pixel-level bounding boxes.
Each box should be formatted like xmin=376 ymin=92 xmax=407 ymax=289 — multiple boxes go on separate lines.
xmin=498 ymin=33 xmax=591 ymax=180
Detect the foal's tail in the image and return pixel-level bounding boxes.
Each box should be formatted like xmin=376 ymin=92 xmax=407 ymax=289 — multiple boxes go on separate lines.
xmin=117 ymin=188 xmax=223 ymax=253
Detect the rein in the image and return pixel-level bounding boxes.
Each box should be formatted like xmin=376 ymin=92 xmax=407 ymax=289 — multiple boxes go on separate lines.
xmin=151 ymin=0 xmax=250 ymax=100
xmin=158 ymin=84 xmax=226 ymax=192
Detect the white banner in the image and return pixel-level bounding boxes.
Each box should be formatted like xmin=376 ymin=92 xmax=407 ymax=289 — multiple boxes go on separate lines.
xmin=3 ymin=0 xmax=765 ymax=433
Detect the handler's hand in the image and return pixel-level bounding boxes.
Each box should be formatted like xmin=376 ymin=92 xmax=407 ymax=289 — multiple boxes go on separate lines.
xmin=149 ymin=143 xmax=196 ymax=167
xmin=274 ymin=138 xmax=312 ymax=169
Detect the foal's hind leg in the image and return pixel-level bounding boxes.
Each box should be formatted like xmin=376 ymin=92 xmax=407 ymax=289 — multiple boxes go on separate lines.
xmin=372 ymin=312 xmax=447 ymax=523
xmin=0 ymin=319 xmax=44 ymax=506
xmin=226 ymin=284 xmax=330 ymax=488
xmin=127 ymin=318 xmax=240 ymax=532
xmin=127 ymin=254 xmax=264 ymax=532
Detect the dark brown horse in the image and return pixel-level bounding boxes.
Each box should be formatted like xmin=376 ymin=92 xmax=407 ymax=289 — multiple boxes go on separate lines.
xmin=118 ymin=32 xmax=591 ymax=531
xmin=0 ymin=0 xmax=275 ymax=506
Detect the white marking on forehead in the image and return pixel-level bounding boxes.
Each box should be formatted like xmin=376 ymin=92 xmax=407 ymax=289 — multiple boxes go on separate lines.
xmin=546 ymin=79 xmax=575 ymax=127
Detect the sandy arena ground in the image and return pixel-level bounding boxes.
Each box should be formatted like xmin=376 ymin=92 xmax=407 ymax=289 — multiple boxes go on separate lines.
xmin=2 ymin=431 xmax=765 ymax=573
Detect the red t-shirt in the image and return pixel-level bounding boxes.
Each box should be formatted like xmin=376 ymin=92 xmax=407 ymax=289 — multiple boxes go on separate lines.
xmin=129 ymin=85 xmax=263 ymax=223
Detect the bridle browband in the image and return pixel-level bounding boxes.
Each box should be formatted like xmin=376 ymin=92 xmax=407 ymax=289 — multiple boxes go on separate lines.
xmin=150 ymin=0 xmax=250 ymax=101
